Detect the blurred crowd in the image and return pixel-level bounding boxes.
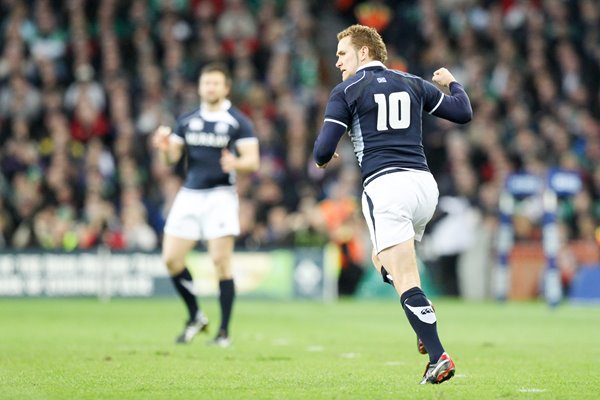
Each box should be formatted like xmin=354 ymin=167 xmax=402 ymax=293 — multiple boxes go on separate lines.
xmin=0 ymin=0 xmax=599 ymax=289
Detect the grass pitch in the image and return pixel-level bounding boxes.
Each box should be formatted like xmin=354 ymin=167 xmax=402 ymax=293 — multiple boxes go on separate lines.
xmin=1 ymin=297 xmax=599 ymax=399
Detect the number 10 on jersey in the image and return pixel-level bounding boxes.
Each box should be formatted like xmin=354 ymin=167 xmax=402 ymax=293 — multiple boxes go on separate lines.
xmin=374 ymin=91 xmax=411 ymax=131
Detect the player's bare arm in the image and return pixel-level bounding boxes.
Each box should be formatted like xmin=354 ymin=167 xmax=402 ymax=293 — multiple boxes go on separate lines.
xmin=152 ymin=125 xmax=184 ymax=165
xmin=220 ymin=140 xmax=260 ymax=173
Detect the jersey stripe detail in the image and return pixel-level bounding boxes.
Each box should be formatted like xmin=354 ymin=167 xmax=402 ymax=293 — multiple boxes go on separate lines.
xmin=324 ymin=118 xmax=348 ymax=129
xmin=351 ymin=114 xmax=365 ymax=165
xmin=344 ymin=70 xmax=366 ymax=94
xmin=428 ymin=93 xmax=444 ymax=114
xmin=388 ymin=69 xmax=411 ymax=78
xmin=365 ymin=192 xmax=378 ymax=253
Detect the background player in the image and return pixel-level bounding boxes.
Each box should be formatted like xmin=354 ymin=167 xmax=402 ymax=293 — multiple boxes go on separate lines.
xmin=313 ymin=25 xmax=472 ymax=384
xmin=153 ymin=62 xmax=259 ymax=347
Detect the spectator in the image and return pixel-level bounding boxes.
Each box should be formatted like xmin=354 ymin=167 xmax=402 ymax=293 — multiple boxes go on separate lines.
xmin=64 ymin=64 xmax=106 ymax=112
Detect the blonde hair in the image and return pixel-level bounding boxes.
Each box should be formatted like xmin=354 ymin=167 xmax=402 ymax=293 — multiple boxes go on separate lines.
xmin=337 ymin=24 xmax=388 ymax=63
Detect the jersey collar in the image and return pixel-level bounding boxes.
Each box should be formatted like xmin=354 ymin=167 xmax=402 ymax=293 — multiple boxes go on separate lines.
xmin=200 ymin=99 xmax=231 ymax=113
xmin=357 ymin=60 xmax=387 ymax=72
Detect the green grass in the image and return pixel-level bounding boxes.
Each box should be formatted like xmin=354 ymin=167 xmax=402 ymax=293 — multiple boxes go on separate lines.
xmin=1 ymin=298 xmax=599 ymax=399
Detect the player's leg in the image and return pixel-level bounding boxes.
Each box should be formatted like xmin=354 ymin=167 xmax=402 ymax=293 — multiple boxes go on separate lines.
xmin=208 ymin=235 xmax=235 ymax=347
xmin=162 ymin=233 xmax=209 ymax=343
xmin=378 ymin=240 xmax=443 ymax=357
xmin=372 ymin=250 xmax=395 ymax=286
xmin=363 ymin=171 xmax=453 ymax=383
xmin=373 ymin=248 xmax=428 ymax=354
xmin=378 ymin=241 xmax=454 ymax=384
xmin=162 ymin=189 xmax=210 ymax=343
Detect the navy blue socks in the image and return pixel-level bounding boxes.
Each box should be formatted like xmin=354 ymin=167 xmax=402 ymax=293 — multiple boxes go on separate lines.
xmin=218 ymin=279 xmax=235 ymax=335
xmin=401 ymin=286 xmax=445 ymax=363
xmin=171 ymin=268 xmax=199 ymax=322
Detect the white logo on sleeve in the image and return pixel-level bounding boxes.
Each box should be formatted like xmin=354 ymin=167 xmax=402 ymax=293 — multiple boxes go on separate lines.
xmin=404 ymin=303 xmax=437 ymax=324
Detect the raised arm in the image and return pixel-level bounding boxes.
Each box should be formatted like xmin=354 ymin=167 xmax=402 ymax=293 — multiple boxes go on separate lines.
xmin=428 ymin=67 xmax=472 ymax=124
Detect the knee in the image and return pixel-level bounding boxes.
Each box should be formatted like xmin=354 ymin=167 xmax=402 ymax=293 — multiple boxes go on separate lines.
xmin=162 ymin=255 xmax=185 ymax=275
xmin=212 ymin=256 xmax=232 ymax=279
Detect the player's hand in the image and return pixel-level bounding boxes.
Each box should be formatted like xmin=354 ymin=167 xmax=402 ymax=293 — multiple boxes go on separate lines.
xmin=220 ymin=148 xmax=237 ymax=173
xmin=152 ymin=125 xmax=172 ymax=151
xmin=316 ymin=152 xmax=339 ymax=169
xmin=432 ymin=68 xmax=456 ymax=88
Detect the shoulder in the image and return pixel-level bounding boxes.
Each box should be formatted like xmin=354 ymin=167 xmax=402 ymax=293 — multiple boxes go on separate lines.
xmin=386 ymin=69 xmax=432 ymax=96
xmin=226 ymin=106 xmax=257 ymax=139
xmin=387 ymin=69 xmax=420 ymax=79
xmin=227 ymin=105 xmax=251 ymax=123
xmin=226 ymin=105 xmax=253 ymax=128
xmin=334 ymin=71 xmax=369 ymax=95
xmin=327 ymin=72 xmax=368 ymax=104
xmin=386 ymin=69 xmax=423 ymax=84
xmin=176 ymin=108 xmax=199 ymax=125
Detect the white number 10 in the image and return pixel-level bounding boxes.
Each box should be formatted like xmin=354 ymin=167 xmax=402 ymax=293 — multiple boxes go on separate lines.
xmin=374 ymin=91 xmax=411 ymax=131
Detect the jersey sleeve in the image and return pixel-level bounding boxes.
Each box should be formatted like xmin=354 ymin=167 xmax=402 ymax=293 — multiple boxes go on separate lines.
xmin=427 ymin=82 xmax=472 ymax=124
xmin=422 ymin=80 xmax=445 ymax=114
xmin=323 ymin=85 xmax=352 ymax=129
xmin=171 ymin=118 xmax=186 ymax=143
xmin=313 ymin=120 xmax=346 ymax=166
xmin=232 ymin=114 xmax=258 ymax=145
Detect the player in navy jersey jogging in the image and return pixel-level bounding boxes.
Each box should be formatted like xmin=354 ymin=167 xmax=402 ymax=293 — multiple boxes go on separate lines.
xmin=153 ymin=62 xmax=259 ymax=347
xmin=313 ymin=25 xmax=472 ymax=384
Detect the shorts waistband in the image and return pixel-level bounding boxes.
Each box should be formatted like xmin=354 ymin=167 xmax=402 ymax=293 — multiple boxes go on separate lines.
xmin=363 ymin=168 xmax=407 ymax=188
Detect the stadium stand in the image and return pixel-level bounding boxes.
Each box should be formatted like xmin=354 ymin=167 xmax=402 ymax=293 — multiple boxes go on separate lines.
xmin=1 ymin=0 xmax=599 ymax=298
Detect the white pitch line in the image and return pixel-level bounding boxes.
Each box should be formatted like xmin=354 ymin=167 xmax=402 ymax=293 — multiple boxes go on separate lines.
xmin=517 ymin=388 xmax=546 ymax=393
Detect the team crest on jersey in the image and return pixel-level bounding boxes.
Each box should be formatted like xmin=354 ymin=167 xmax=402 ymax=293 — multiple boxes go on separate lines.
xmin=214 ymin=121 xmax=230 ymax=135
xmin=189 ymin=118 xmax=204 ymax=131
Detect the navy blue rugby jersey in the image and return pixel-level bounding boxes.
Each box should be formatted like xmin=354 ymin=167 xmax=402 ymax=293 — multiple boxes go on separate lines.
xmin=324 ymin=61 xmax=446 ymax=181
xmin=171 ymin=100 xmax=257 ymax=189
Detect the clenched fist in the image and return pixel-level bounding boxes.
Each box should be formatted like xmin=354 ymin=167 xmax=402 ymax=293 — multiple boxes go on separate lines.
xmin=432 ymin=68 xmax=457 ymax=88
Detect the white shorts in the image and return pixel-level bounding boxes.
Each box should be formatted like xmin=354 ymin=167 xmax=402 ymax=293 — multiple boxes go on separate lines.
xmin=361 ymin=169 xmax=439 ymax=253
xmin=164 ymin=187 xmax=240 ymax=241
